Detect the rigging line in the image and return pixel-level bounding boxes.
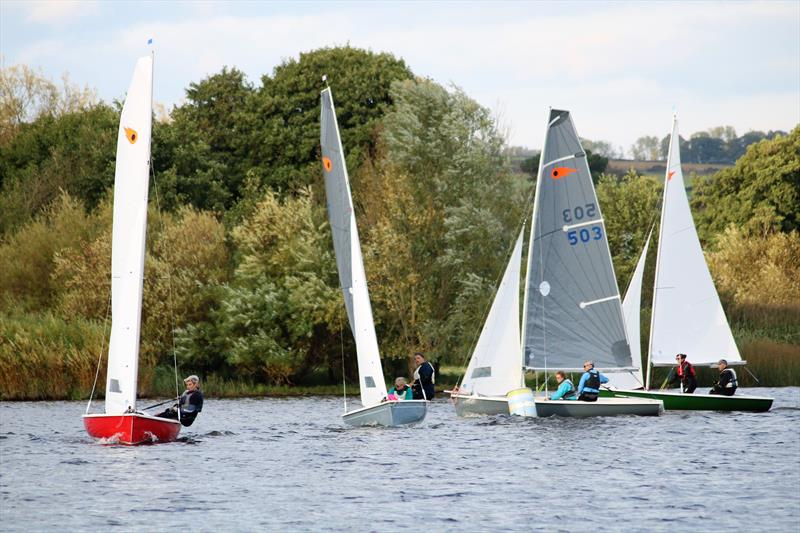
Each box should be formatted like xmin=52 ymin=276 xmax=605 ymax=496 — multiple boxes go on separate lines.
xmin=454 ymin=190 xmax=534 ymax=390
xmin=150 ymin=158 xmax=181 ymax=404
xmin=340 ymin=313 xmax=347 ymax=413
xmin=85 ymin=295 xmax=112 ymax=414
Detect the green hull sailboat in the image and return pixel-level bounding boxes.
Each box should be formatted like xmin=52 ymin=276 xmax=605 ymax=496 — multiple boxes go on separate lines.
xmin=604 ymin=115 xmax=773 ymax=412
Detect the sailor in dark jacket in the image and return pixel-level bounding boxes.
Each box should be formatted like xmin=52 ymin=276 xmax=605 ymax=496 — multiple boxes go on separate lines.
xmin=156 ymin=375 xmax=204 ymax=426
xmin=412 ymin=352 xmax=435 ymax=400
xmin=709 ymin=359 xmax=738 ymax=396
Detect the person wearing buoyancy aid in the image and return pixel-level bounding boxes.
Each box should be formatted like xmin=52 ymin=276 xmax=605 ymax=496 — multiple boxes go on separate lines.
xmin=548 ymin=371 xmax=577 ymax=400
xmin=412 ymin=352 xmax=435 ymax=400
xmin=668 ymin=353 xmax=697 ymax=393
xmin=387 ymin=377 xmax=413 ymax=400
xmin=709 ymin=359 xmax=738 ymax=396
xmin=156 ymin=375 xmax=204 ymax=426
xmin=576 ymin=360 xmax=609 ymax=402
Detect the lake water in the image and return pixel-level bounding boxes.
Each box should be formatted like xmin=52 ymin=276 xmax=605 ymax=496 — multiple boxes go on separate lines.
xmin=2 ymin=387 xmax=799 ymax=532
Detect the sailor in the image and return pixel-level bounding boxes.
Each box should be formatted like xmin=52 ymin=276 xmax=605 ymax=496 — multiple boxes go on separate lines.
xmin=709 ymin=359 xmax=738 ymax=396
xmin=547 ymin=371 xmax=577 ymax=400
xmin=411 ymin=352 xmax=436 ymax=400
xmin=667 ymin=353 xmax=698 ymax=393
xmin=576 ymin=360 xmax=609 ymax=402
xmin=156 ymin=375 xmax=204 ymax=426
xmin=388 ymin=377 xmax=413 ymax=400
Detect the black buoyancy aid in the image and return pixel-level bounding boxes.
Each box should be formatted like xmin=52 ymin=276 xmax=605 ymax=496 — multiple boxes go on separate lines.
xmin=585 ymin=370 xmax=601 ymax=391
xmin=722 ymin=368 xmax=738 ymax=389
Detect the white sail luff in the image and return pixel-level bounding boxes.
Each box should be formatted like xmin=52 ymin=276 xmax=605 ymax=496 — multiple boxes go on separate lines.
xmin=520 ymin=108 xmax=551 ymax=375
xmin=461 ymin=228 xmax=525 ymax=396
xmin=649 ymin=116 xmax=741 ymax=370
xmin=104 ymin=56 xmax=153 ymax=414
xmin=614 ymin=229 xmax=652 ymax=389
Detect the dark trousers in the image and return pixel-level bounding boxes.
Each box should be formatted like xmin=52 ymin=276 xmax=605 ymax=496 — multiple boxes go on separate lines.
xmin=577 ymin=392 xmax=598 ymax=402
xmin=155 ymin=408 xmax=178 ymax=420
xmin=683 ymin=379 xmax=697 ymax=394
xmin=710 ymin=387 xmax=736 ymax=396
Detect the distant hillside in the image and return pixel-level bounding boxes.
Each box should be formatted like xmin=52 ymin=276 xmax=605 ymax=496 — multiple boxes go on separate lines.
xmin=606 ymin=159 xmax=731 ymax=177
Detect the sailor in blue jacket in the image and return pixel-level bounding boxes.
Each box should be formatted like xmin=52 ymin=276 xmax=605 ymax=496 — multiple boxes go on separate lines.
xmin=576 ymin=361 xmax=608 ymax=402
xmin=548 ymin=371 xmax=577 ymax=400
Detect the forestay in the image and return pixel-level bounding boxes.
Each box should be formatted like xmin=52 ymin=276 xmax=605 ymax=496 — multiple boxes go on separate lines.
xmin=611 ymin=229 xmax=652 ymax=389
xmin=320 ymin=88 xmax=388 ymax=407
xmin=648 ymin=117 xmax=741 ymax=368
xmin=523 ymin=109 xmax=632 ymax=371
xmin=104 ymin=56 xmax=153 ymax=415
xmin=460 ymin=228 xmax=525 ymax=396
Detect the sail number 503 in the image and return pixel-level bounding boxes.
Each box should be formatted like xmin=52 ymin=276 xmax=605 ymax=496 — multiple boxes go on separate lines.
xmin=562 ymin=203 xmax=596 ymax=223
xmin=567 ymin=226 xmax=602 ymax=245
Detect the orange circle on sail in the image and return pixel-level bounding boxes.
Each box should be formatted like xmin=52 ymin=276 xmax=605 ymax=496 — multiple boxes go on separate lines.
xmin=124 ymin=127 xmax=138 ymax=144
xmin=322 ymin=156 xmax=333 ymax=172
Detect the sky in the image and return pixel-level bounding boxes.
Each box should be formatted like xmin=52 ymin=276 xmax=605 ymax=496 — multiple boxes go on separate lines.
xmin=2 ymin=0 xmax=798 ymax=154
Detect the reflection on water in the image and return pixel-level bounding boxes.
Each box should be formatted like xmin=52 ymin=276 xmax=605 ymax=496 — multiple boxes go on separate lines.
xmin=1 ymin=388 xmax=799 ymax=532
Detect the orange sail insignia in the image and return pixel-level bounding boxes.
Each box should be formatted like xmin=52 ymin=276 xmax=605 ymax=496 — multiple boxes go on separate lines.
xmin=322 ymin=156 xmax=333 ymax=172
xmin=551 ymin=167 xmax=577 ymax=180
xmin=668 ymin=170 xmax=676 ymax=181
xmin=124 ymin=127 xmax=138 ymax=144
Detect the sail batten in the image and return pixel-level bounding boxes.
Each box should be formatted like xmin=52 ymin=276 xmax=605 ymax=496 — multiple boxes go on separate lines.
xmin=104 ymin=56 xmax=153 ymax=415
xmin=320 ymin=88 xmax=388 ymax=408
xmin=522 ymin=109 xmax=633 ymax=372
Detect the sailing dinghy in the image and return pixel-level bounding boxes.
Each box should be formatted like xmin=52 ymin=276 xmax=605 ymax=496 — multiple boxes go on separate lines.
xmin=602 ymin=116 xmax=773 ymax=412
xmin=452 ymin=109 xmax=662 ymax=417
xmin=320 ymin=86 xmax=427 ymax=427
xmin=83 ymin=55 xmax=182 ymax=444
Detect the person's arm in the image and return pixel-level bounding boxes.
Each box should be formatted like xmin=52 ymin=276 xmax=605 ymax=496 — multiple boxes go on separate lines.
xmin=719 ymin=370 xmax=731 ymax=388
xmin=405 ymin=388 xmax=413 ymax=400
xmin=550 ymin=382 xmax=568 ymax=400
xmin=577 ymin=373 xmax=588 ymax=394
xmin=599 ymin=373 xmax=609 ymax=384
xmin=666 ymin=368 xmax=677 ymax=385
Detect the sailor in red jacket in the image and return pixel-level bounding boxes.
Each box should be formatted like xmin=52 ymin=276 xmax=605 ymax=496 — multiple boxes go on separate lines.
xmin=668 ymin=353 xmax=697 ymax=393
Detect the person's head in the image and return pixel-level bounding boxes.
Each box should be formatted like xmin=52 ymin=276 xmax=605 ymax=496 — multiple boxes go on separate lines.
xmin=395 ymin=377 xmax=407 ymax=388
xmin=675 ymin=353 xmax=687 ymax=362
xmin=583 ymin=360 xmax=594 ymax=371
xmin=555 ymin=371 xmax=566 ymax=383
xmin=718 ymin=359 xmax=728 ymax=370
xmin=414 ymin=352 xmax=425 ymax=365
xmin=184 ymin=375 xmax=199 ymax=391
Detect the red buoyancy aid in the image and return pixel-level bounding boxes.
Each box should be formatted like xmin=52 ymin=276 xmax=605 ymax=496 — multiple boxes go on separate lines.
xmin=677 ymin=361 xmax=696 ymax=378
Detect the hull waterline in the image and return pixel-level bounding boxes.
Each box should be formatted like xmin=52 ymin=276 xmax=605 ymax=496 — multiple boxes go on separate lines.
xmin=534 ymin=397 xmax=663 ymax=417
xmin=342 ymin=400 xmax=427 ymax=427
xmin=450 ymin=393 xmax=510 ymax=417
xmin=600 ymin=389 xmax=773 ymax=412
xmin=83 ymin=413 xmax=181 ymax=444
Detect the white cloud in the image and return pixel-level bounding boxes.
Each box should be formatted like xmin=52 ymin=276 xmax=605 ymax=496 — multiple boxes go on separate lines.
xmin=24 ymin=0 xmax=98 ymax=25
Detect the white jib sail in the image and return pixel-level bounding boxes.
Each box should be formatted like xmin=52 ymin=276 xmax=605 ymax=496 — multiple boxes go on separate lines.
xmin=320 ymin=88 xmax=387 ymax=408
xmin=648 ymin=116 xmax=741 ymax=369
xmin=460 ymin=228 xmax=525 ymax=396
xmin=610 ymin=229 xmax=652 ymax=389
xmin=104 ymin=55 xmax=153 ymax=414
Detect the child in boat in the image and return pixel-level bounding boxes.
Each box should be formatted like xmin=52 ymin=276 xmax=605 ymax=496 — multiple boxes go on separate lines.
xmin=388 ymin=377 xmax=413 ymax=400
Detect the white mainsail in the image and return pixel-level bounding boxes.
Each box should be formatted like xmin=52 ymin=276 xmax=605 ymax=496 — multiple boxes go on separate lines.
xmin=104 ymin=55 xmax=153 ymax=415
xmin=647 ymin=116 xmax=741 ymax=382
xmin=611 ymin=229 xmax=652 ymax=389
xmin=320 ymin=87 xmax=388 ymax=408
xmin=460 ymin=228 xmax=525 ymax=396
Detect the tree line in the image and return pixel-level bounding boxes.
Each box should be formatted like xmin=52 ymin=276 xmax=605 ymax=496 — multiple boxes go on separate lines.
xmin=1 ymin=46 xmax=798 ymax=399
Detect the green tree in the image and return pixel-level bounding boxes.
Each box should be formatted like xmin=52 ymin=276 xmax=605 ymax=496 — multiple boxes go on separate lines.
xmin=692 ymin=127 xmax=800 ymax=241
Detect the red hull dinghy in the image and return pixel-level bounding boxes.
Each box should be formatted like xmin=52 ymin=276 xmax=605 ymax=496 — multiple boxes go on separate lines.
xmin=84 ymin=413 xmax=181 ymax=445
xmin=83 ymin=54 xmax=183 ymax=445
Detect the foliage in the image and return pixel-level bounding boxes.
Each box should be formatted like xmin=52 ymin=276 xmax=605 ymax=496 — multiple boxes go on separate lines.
xmin=596 ymin=170 xmax=661 ymax=289
xmin=691 ymin=127 xmax=800 ymax=240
